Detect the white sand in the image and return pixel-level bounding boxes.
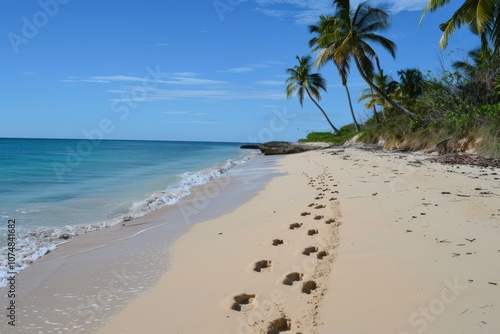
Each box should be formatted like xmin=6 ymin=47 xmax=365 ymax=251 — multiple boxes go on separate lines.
xmin=98 ymin=147 xmax=500 ymax=334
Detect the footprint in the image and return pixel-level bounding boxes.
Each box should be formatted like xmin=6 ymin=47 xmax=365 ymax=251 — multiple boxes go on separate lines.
xmin=267 ymin=317 xmax=291 ymax=333
xmin=307 ymin=229 xmax=319 ymax=236
xmin=302 ymin=247 xmax=318 ymax=256
xmin=272 ymin=239 xmax=284 ymax=246
xmin=308 ymin=203 xmax=316 ymax=207
xmin=300 ymin=212 xmax=311 ymax=217
xmin=283 ymin=272 xmax=303 ymax=285
xmin=314 ymin=215 xmax=324 ymax=220
xmin=317 ymin=251 xmax=328 ymax=259
xmin=302 ymin=281 xmax=317 ymax=294
xmin=231 ymin=294 xmax=256 ymax=311
xmin=325 ymin=218 xmax=336 ymax=224
xmin=289 ymin=223 xmax=302 ymax=230
xmin=254 ymin=260 xmax=272 ymax=272
xmin=315 ymin=205 xmax=325 ymax=209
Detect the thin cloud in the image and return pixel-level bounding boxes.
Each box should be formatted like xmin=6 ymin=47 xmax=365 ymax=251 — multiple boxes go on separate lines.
xmin=219 ymin=67 xmax=255 ymax=73
xmin=163 ymin=111 xmax=192 ymax=115
xmin=251 ymin=0 xmax=429 ymax=25
xmin=219 ymin=60 xmax=286 ymax=74
xmin=60 ymin=74 xmax=227 ymax=85
xmin=256 ymin=80 xmax=285 ymax=85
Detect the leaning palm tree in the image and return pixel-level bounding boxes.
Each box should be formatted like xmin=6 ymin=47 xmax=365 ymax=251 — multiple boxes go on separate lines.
xmin=311 ymin=0 xmax=415 ymax=118
xmin=309 ymin=15 xmax=361 ymax=131
xmin=286 ymin=56 xmax=339 ymax=133
xmin=420 ymin=0 xmax=499 ymax=52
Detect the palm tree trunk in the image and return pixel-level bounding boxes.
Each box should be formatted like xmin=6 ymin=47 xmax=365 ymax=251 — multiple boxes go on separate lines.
xmin=370 ymin=87 xmax=381 ymax=122
xmin=305 ymin=88 xmax=339 ymax=133
xmin=354 ymin=57 xmax=416 ymax=119
xmin=344 ymin=84 xmax=361 ymax=131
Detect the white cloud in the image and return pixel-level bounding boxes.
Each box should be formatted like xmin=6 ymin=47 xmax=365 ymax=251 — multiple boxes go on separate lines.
xmin=251 ymin=0 xmax=429 ymax=25
xmin=220 ymin=67 xmax=255 ymax=73
xmin=256 ymin=80 xmax=285 ymax=85
xmin=60 ymin=74 xmax=227 ymax=85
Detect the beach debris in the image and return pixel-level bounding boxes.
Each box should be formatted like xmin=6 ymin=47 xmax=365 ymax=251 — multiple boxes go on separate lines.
xmin=59 ymin=234 xmax=70 ymax=240
xmin=465 ymin=238 xmax=476 ymax=243
xmin=372 ymin=193 xmax=378 ymax=196
xmin=283 ymin=272 xmax=303 ymax=285
xmin=302 ymin=247 xmax=318 ymax=256
xmin=428 ymin=153 xmax=500 ymax=168
xmin=488 ymin=282 xmax=498 ymax=286
xmin=289 ymin=223 xmax=302 ymax=230
xmin=254 ymin=260 xmax=271 ymax=272
xmin=441 ymin=191 xmax=452 ymax=195
xmin=267 ymin=317 xmax=291 ymax=333
xmin=302 ymin=281 xmax=318 ymax=294
xmin=272 ymin=239 xmax=284 ymax=246
xmin=406 ymin=230 xmax=413 ymax=233
xmin=231 ymin=294 xmax=256 ymax=312
xmin=317 ymin=251 xmax=328 ymax=259
xmin=438 ymin=239 xmax=450 ymax=243
xmin=452 ymin=253 xmax=461 ymax=257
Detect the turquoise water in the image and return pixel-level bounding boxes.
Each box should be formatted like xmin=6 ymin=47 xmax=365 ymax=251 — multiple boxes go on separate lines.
xmin=0 ymin=138 xmax=255 ymax=286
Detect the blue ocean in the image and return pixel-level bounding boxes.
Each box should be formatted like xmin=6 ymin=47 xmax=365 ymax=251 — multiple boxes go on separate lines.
xmin=0 ymin=138 xmax=256 ymax=287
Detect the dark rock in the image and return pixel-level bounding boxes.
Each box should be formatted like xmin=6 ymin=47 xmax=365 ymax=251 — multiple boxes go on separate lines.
xmin=240 ymin=144 xmax=260 ymax=149
xmin=60 ymin=234 xmax=70 ymax=240
xmin=258 ymin=141 xmax=330 ymax=155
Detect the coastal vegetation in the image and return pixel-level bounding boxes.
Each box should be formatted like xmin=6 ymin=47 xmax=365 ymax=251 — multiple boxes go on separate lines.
xmin=288 ymin=0 xmax=500 ymax=158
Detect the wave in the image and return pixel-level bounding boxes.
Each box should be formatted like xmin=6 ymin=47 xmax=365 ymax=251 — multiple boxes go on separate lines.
xmin=0 ymin=153 xmax=257 ymax=289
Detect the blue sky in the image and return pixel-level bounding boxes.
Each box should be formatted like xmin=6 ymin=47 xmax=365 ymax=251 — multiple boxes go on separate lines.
xmin=1 ymin=0 xmax=479 ymax=142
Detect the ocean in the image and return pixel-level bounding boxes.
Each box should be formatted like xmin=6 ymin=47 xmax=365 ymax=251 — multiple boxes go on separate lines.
xmin=0 ymin=138 xmax=257 ymax=288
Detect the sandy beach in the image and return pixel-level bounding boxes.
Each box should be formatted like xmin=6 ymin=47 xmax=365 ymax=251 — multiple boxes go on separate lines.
xmin=95 ymin=147 xmax=500 ymax=334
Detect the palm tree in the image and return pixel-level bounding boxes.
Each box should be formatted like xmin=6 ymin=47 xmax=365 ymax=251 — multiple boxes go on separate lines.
xmin=286 ymin=56 xmax=339 ymax=133
xmin=452 ymin=45 xmax=499 ymax=105
xmin=420 ymin=0 xmax=499 ymax=52
xmin=358 ymin=69 xmax=399 ymax=117
xmin=309 ymin=15 xmax=361 ymax=131
xmin=311 ymin=0 xmax=415 ymax=118
xmin=396 ymin=68 xmax=424 ymax=106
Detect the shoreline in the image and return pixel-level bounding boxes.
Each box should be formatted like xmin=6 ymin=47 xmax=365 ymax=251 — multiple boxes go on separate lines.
xmin=99 ymin=147 xmax=499 ymax=334
xmin=0 ymin=148 xmax=257 ymax=290
xmin=3 ymin=146 xmax=499 ymax=333
xmin=0 ymin=154 xmax=279 ymax=333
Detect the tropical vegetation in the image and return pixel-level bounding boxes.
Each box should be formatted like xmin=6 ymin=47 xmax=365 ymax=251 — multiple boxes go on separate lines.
xmin=287 ymin=0 xmax=500 ymax=158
